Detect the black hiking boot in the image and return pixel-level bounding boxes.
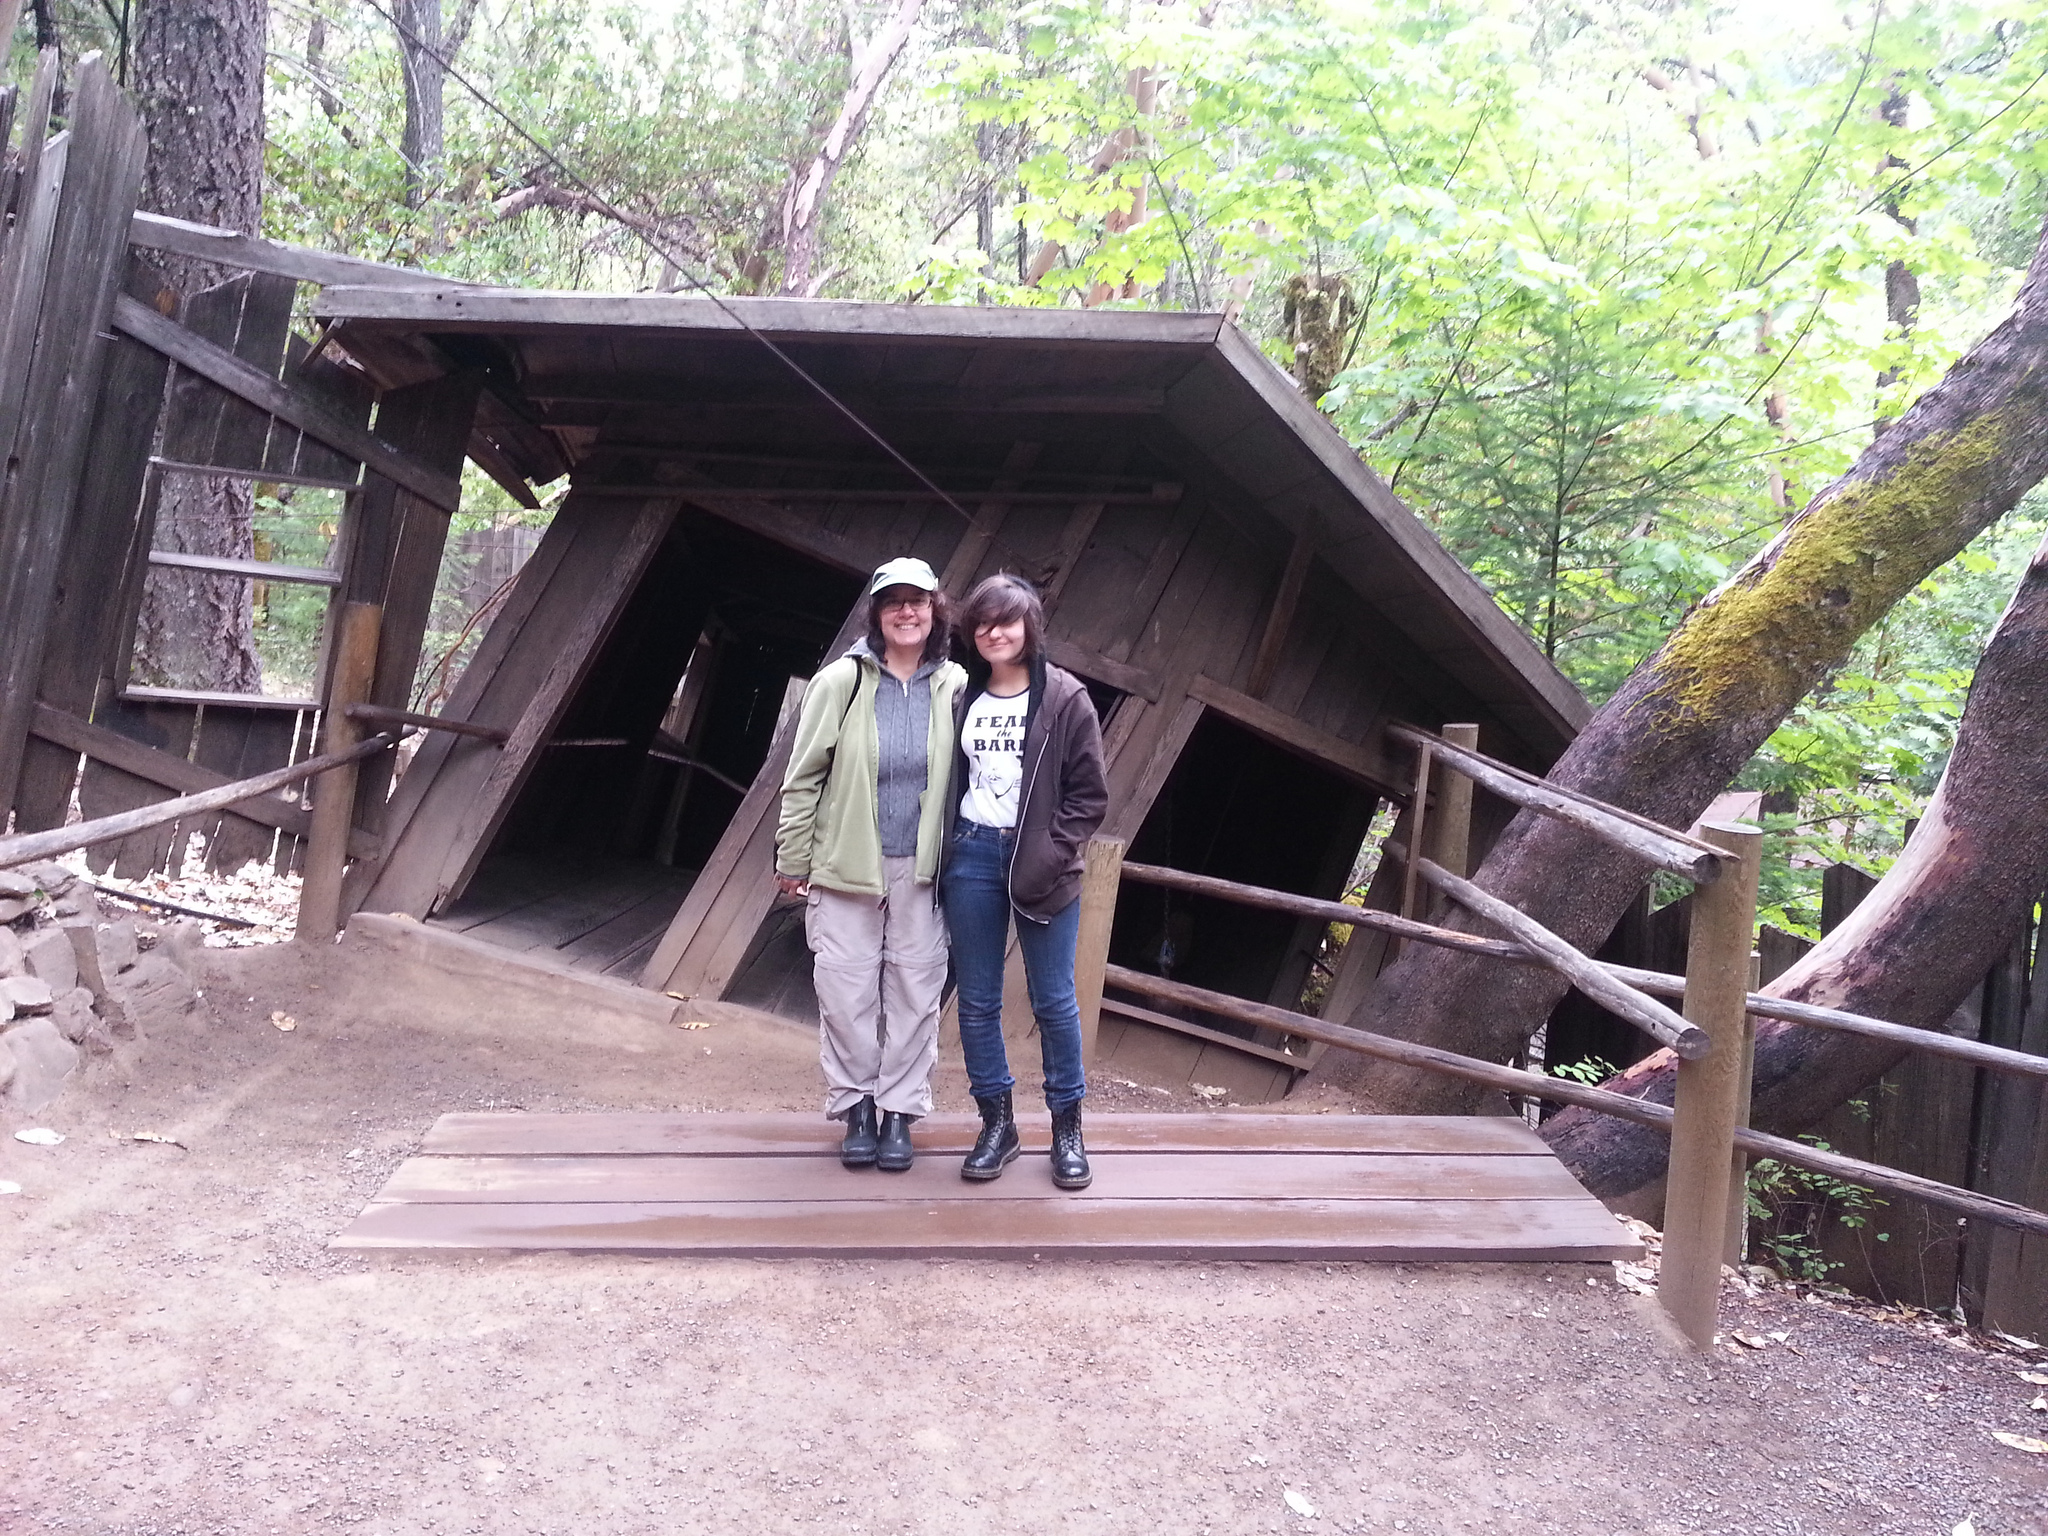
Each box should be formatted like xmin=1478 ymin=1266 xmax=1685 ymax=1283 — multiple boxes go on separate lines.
xmin=839 ymin=1096 xmax=879 ymax=1168
xmin=960 ymin=1091 xmax=1021 ymax=1182
xmin=1049 ymin=1103 xmax=1091 ymax=1190
xmin=877 ymin=1110 xmax=916 ymax=1172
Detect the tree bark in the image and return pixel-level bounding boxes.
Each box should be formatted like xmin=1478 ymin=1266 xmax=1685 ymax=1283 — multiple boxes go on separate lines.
xmin=1305 ymin=214 xmax=2048 ymax=1113
xmin=1544 ymin=521 xmax=2048 ymax=1199
xmin=776 ymin=0 xmax=924 ymax=298
xmin=132 ymin=0 xmax=267 ymax=695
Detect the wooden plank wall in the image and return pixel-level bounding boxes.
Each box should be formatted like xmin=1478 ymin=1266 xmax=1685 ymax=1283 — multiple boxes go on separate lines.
xmin=0 ymin=59 xmax=148 ymax=824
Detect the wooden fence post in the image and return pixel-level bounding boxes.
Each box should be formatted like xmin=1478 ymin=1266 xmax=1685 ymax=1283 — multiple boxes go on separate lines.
xmin=1428 ymin=723 xmax=1479 ymax=881
xmin=1725 ymin=950 xmax=1762 ymax=1266
xmin=1074 ymin=836 xmax=1126 ymax=1065
xmin=1660 ymin=820 xmax=1761 ymax=1348
xmin=297 ymin=601 xmax=383 ymax=943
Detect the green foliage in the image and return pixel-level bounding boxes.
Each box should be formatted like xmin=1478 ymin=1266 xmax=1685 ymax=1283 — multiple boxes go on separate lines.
xmin=1747 ymin=1137 xmax=1889 ymax=1282
xmin=40 ymin=0 xmax=2038 ymax=876
xmin=1546 ymin=1055 xmax=1618 ymax=1086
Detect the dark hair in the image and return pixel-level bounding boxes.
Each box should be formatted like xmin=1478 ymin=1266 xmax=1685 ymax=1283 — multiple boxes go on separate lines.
xmin=957 ymin=573 xmax=1046 ymax=667
xmin=866 ymin=583 xmax=953 ymax=666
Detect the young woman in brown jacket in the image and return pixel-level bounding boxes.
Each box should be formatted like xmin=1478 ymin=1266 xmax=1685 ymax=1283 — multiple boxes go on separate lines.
xmin=941 ymin=574 xmax=1108 ymax=1187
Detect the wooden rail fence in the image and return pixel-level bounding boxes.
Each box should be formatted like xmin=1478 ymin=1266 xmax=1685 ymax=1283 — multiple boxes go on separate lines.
xmin=1077 ymin=724 xmax=2048 ymax=1348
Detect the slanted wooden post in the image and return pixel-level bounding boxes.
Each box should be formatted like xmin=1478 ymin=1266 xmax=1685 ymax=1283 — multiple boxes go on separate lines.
xmin=298 ymin=601 xmax=383 ymax=943
xmin=1659 ymin=821 xmax=1760 ymax=1348
xmin=1074 ymin=836 xmax=1126 ymax=1065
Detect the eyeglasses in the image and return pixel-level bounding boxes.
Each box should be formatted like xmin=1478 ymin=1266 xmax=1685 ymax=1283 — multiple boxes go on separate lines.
xmin=877 ymin=593 xmax=933 ymax=612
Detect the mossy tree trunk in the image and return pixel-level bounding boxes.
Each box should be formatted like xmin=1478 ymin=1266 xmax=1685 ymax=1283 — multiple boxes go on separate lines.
xmin=1306 ymin=215 xmax=2048 ymax=1115
xmin=1544 ymin=522 xmax=2048 ymax=1198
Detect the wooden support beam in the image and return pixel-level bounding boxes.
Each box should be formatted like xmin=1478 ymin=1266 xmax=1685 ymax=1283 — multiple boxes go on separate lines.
xmin=298 ymin=602 xmax=382 ymax=943
xmin=344 ymin=703 xmax=507 ymax=744
xmin=1073 ymin=837 xmax=1125 ymax=1065
xmin=0 ymin=728 xmax=395 ymax=870
xmin=146 ymin=549 xmax=340 ymax=586
xmin=1246 ymin=531 xmax=1313 ymax=699
xmin=1188 ymin=674 xmax=1401 ymax=792
xmin=578 ymin=483 xmax=1177 ymax=509
xmin=1043 ymin=639 xmax=1159 ymax=703
xmin=27 ymin=701 xmax=374 ymax=855
xmin=1659 ymin=822 xmax=1762 ymax=1350
xmin=129 ymin=210 xmax=483 ymax=291
xmin=112 ymin=294 xmax=463 ymax=511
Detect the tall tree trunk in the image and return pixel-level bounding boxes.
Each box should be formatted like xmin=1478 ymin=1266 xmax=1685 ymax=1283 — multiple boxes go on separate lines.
xmin=1304 ymin=213 xmax=2048 ymax=1112
xmin=391 ymin=0 xmax=480 ymax=211
xmin=1545 ymin=521 xmax=2048 ymax=1199
xmin=776 ymin=0 xmax=924 ymax=298
xmin=131 ymin=0 xmax=266 ymax=696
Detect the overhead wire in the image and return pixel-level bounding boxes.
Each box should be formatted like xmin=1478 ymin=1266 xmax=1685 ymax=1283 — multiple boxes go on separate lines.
xmin=350 ymin=0 xmax=980 ymax=529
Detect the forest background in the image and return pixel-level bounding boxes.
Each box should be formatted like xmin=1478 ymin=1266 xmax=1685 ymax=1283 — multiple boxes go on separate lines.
xmin=25 ymin=0 xmax=2048 ymax=939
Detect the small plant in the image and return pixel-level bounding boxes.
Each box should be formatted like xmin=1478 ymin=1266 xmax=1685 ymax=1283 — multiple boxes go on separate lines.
xmin=1547 ymin=1056 xmax=1618 ymax=1086
xmin=1746 ymin=1137 xmax=1888 ymax=1281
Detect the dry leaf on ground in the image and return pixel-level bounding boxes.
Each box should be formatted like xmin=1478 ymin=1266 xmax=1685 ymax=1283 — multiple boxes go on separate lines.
xmin=270 ymin=1011 xmax=296 ymax=1031
xmin=0 ymin=1180 xmax=21 ymax=1195
xmin=1283 ymin=1489 xmax=1316 ymax=1517
xmin=678 ymin=1020 xmax=713 ymax=1031
xmin=13 ymin=1128 xmax=63 ymax=1146
xmin=1990 ymin=1430 xmax=2048 ymax=1454
xmin=130 ymin=1131 xmax=186 ymax=1150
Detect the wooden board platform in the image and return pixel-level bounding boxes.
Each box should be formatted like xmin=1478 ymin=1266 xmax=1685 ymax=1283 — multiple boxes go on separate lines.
xmin=334 ymin=1113 xmax=1641 ymax=1262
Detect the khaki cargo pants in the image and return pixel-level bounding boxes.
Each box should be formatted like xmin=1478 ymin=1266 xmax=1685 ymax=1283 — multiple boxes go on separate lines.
xmin=806 ymin=855 xmax=946 ymax=1119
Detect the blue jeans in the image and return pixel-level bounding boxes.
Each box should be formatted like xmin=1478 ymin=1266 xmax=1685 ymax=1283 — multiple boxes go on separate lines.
xmin=941 ymin=821 xmax=1087 ymax=1112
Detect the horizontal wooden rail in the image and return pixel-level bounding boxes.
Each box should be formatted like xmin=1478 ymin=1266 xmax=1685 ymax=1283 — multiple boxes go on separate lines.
xmin=344 ymin=703 xmax=507 ymax=744
xmin=1104 ymin=966 xmax=2048 ymax=1240
xmin=1417 ymin=860 xmax=1709 ymax=1059
xmin=0 ymin=732 xmax=401 ymax=870
xmin=1387 ymin=722 xmax=1725 ymax=884
xmin=1115 ymin=861 xmax=2048 ymax=1082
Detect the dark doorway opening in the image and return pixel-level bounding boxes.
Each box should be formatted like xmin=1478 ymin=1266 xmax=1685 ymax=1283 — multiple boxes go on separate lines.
xmin=429 ymin=510 xmax=862 ymax=980
xmin=1105 ymin=712 xmax=1378 ymax=1069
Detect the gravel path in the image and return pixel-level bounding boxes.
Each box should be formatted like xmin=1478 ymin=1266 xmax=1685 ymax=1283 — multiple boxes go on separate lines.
xmin=2 ymin=934 xmax=2044 ymax=1535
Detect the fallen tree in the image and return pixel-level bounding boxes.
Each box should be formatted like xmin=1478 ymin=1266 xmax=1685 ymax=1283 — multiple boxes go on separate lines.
xmin=1544 ymin=520 xmax=2048 ymax=1197
xmin=1307 ymin=214 xmax=2048 ymax=1125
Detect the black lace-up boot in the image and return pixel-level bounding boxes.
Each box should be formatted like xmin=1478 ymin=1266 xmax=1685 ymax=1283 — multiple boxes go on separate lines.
xmin=960 ymin=1091 xmax=1020 ymax=1182
xmin=1049 ymin=1103 xmax=1091 ymax=1190
xmin=877 ymin=1110 xmax=916 ymax=1172
xmin=839 ymin=1096 xmax=879 ymax=1168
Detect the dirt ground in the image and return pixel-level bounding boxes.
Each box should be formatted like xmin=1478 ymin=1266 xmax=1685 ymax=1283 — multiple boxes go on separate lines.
xmin=3 ymin=931 xmax=2047 ymax=1536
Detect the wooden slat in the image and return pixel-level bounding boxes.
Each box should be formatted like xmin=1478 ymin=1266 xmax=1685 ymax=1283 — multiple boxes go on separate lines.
xmin=129 ymin=210 xmax=485 ymax=291
xmin=416 ymin=1110 xmax=1552 ymax=1157
xmin=11 ymin=261 xmax=174 ymax=834
xmin=376 ymin=1150 xmax=1583 ymax=1205
xmin=1247 ymin=528 xmax=1314 ymax=699
xmin=146 ymin=549 xmax=340 ymax=586
xmin=332 ymin=1195 xmax=1639 ymax=1261
xmin=0 ymin=62 xmax=144 ymax=818
xmin=1188 ymin=673 xmax=1403 ymax=792
xmin=1043 ymin=638 xmax=1159 ymax=702
xmin=112 ymin=294 xmax=463 ymax=511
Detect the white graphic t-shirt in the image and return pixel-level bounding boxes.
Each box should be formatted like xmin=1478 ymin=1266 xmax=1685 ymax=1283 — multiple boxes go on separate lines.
xmin=959 ymin=689 xmax=1029 ymax=828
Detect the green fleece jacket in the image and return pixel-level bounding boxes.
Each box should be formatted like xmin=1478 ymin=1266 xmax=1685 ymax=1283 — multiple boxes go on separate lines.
xmin=774 ymin=645 xmax=967 ymax=894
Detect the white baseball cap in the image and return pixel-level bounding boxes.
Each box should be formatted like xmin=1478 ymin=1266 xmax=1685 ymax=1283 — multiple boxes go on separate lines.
xmin=868 ymin=556 xmax=940 ymax=595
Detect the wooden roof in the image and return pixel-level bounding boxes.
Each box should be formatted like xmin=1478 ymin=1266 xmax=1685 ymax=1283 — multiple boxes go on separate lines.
xmin=315 ymin=290 xmax=1589 ymax=753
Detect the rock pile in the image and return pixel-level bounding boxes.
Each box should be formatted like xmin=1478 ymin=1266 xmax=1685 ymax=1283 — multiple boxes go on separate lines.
xmin=0 ymin=862 xmax=203 ymax=1113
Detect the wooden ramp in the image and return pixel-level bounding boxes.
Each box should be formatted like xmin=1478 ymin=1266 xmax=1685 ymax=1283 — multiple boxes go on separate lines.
xmin=333 ymin=1113 xmax=1640 ymax=1262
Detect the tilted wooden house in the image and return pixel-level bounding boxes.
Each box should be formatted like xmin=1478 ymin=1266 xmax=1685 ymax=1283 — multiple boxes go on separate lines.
xmin=0 ymin=75 xmax=1585 ymax=1098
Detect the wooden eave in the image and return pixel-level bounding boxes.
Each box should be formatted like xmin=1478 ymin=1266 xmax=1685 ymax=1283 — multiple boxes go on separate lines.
xmin=314 ymin=289 xmax=1589 ymax=755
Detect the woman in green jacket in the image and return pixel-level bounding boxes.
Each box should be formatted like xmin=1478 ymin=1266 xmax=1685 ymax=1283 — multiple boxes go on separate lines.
xmin=774 ymin=558 xmax=966 ymax=1172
